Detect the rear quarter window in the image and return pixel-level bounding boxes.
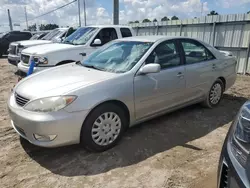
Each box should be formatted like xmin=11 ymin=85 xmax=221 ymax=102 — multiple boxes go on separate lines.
xmin=120 ymin=28 xmax=132 ymax=38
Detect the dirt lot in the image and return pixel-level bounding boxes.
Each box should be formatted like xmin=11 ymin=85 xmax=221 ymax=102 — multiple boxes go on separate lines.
xmin=0 ymin=57 xmax=250 ymax=188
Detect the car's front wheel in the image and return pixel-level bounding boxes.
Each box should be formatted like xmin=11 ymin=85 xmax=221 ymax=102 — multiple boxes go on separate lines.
xmin=202 ymin=79 xmax=224 ymax=108
xmin=80 ymin=103 xmax=127 ymax=152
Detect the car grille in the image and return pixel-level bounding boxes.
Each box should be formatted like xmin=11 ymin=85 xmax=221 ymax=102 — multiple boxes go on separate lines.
xmin=15 ymin=93 xmax=30 ymax=107
xmin=21 ymin=54 xmax=30 ymax=64
xmin=219 ymin=163 xmax=229 ymax=188
xmin=9 ymin=45 xmax=16 ymax=55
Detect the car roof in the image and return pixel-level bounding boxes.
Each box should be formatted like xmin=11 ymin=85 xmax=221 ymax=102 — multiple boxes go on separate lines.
xmin=117 ymin=36 xmax=199 ymax=43
xmin=79 ymin=25 xmax=132 ymax=29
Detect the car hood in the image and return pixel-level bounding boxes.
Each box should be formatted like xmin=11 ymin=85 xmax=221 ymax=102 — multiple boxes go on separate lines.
xmin=21 ymin=43 xmax=80 ymax=55
xmin=15 ymin=63 xmax=118 ymax=99
xmin=15 ymin=40 xmax=52 ymax=47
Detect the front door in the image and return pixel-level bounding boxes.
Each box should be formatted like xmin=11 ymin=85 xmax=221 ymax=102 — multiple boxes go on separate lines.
xmin=134 ymin=40 xmax=186 ymax=120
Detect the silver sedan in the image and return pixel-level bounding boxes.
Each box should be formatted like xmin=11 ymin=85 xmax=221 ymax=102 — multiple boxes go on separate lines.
xmin=8 ymin=36 xmax=237 ymax=151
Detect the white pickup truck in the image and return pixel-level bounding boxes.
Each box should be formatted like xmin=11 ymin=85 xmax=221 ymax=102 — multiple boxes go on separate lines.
xmin=18 ymin=25 xmax=135 ymax=73
xmin=8 ymin=28 xmax=75 ymax=66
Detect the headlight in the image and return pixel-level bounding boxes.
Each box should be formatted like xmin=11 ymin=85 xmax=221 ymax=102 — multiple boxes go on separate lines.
xmin=230 ymin=102 xmax=250 ymax=167
xmin=17 ymin=46 xmax=25 ymax=55
xmin=33 ymin=56 xmax=48 ymax=64
xmin=235 ymin=106 xmax=250 ymax=143
xmin=24 ymin=96 xmax=77 ymax=112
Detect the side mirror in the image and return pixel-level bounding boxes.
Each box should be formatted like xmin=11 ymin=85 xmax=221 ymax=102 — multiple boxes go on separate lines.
xmin=61 ymin=37 xmax=65 ymax=42
xmin=92 ymin=39 xmax=102 ymax=46
xmin=138 ymin=63 xmax=160 ymax=75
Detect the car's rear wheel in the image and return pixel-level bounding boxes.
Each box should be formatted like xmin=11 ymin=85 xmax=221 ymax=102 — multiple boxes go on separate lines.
xmin=202 ymin=79 xmax=224 ymax=108
xmin=80 ymin=103 xmax=127 ymax=152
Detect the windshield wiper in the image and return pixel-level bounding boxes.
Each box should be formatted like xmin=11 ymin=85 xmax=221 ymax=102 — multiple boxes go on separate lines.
xmin=82 ymin=64 xmax=104 ymax=71
xmin=64 ymin=40 xmax=74 ymax=45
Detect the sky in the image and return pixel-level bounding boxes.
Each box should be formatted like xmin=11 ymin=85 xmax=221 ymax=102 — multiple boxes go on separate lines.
xmin=0 ymin=0 xmax=250 ymax=32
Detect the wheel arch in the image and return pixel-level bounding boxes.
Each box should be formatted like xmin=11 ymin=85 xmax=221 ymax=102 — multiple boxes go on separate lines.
xmin=218 ymin=76 xmax=226 ymax=91
xmin=84 ymin=99 xmax=130 ymax=129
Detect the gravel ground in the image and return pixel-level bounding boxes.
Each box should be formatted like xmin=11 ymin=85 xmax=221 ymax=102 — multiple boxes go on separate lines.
xmin=1 ymin=57 xmax=250 ymax=188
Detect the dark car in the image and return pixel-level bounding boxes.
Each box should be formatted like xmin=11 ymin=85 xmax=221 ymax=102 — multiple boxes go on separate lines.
xmin=0 ymin=31 xmax=32 ymax=57
xmin=218 ymin=101 xmax=250 ymax=188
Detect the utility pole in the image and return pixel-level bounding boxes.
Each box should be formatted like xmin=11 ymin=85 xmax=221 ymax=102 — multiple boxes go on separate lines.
xmin=113 ymin=0 xmax=119 ymax=25
xmin=7 ymin=9 xmax=13 ymax=31
xmin=201 ymin=2 xmax=204 ymax=17
xmin=83 ymin=0 xmax=87 ymax=26
xmin=24 ymin=6 xmax=29 ymax=30
xmin=78 ymin=0 xmax=81 ymax=27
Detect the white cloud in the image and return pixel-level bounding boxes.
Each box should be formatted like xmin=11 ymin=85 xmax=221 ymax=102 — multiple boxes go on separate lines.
xmin=120 ymin=0 xmax=209 ymax=23
xmin=0 ymin=0 xmax=111 ymax=32
xmin=218 ymin=0 xmax=250 ymax=8
xmin=1 ymin=0 xmax=230 ymax=32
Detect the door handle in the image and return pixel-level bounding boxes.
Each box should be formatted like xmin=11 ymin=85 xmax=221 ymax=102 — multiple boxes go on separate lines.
xmin=212 ymin=64 xmax=216 ymax=69
xmin=80 ymin=52 xmax=86 ymax=56
xmin=177 ymin=72 xmax=184 ymax=78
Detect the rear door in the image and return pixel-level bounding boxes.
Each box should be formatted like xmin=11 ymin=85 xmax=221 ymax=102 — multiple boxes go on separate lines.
xmin=179 ymin=39 xmax=218 ymax=101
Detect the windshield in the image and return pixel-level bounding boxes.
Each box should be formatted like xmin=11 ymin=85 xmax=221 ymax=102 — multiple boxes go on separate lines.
xmin=41 ymin=29 xmax=65 ymax=40
xmin=81 ymin=41 xmax=153 ymax=73
xmin=63 ymin=27 xmax=97 ymax=45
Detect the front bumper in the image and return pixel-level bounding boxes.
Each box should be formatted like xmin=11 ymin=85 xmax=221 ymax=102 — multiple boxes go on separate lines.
xmin=17 ymin=61 xmax=48 ymax=74
xmin=8 ymin=93 xmax=89 ymax=147
xmin=218 ymin=126 xmax=250 ymax=188
xmin=8 ymin=54 xmax=20 ymax=66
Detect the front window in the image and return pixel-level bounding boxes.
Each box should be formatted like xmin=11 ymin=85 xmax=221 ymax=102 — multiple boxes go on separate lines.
xmin=42 ymin=29 xmax=65 ymax=40
xmin=64 ymin=27 xmax=97 ymax=45
xmin=81 ymin=41 xmax=152 ymax=73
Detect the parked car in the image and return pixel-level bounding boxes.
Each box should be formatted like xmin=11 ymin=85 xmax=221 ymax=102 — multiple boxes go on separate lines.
xmin=7 ymin=27 xmax=75 ymax=66
xmin=218 ymin=101 xmax=250 ymax=188
xmin=8 ymin=36 xmax=237 ymax=151
xmin=29 ymin=32 xmax=49 ymax=40
xmin=17 ymin=25 xmax=134 ymax=73
xmin=0 ymin=31 xmax=32 ymax=57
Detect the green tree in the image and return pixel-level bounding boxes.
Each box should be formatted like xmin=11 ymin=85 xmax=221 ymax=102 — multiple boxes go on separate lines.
xmin=142 ymin=18 xmax=151 ymax=23
xmin=153 ymin=18 xmax=157 ymax=22
xmin=161 ymin=16 xmax=170 ymax=21
xmin=171 ymin=16 xmax=179 ymax=20
xmin=39 ymin=24 xmax=59 ymax=31
xmin=207 ymin=10 xmax=219 ymax=16
xmin=134 ymin=20 xmax=139 ymax=23
xmin=128 ymin=21 xmax=134 ymax=24
xmin=247 ymin=11 xmax=250 ymax=14
xmin=28 ymin=24 xmax=37 ymax=31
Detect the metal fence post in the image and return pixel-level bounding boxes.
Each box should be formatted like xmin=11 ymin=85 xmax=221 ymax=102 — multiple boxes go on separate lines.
xmin=212 ymin=22 xmax=216 ymax=46
xmin=244 ymin=36 xmax=250 ymax=75
xmin=179 ymin=23 xmax=183 ymax=36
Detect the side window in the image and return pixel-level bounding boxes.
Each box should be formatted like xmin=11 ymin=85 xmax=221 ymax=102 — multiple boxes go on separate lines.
xmin=145 ymin=41 xmax=181 ymax=69
xmin=94 ymin=28 xmax=118 ymax=45
xmin=65 ymin=28 xmax=76 ymax=37
xmin=181 ymin=40 xmax=215 ymax=64
xmin=120 ymin=28 xmax=132 ymax=38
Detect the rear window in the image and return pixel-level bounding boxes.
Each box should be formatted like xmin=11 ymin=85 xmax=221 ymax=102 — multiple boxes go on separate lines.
xmin=120 ymin=28 xmax=132 ymax=38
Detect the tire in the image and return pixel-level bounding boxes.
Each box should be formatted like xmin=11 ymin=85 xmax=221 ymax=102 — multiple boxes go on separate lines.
xmin=80 ymin=103 xmax=127 ymax=152
xmin=202 ymin=79 xmax=224 ymax=108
